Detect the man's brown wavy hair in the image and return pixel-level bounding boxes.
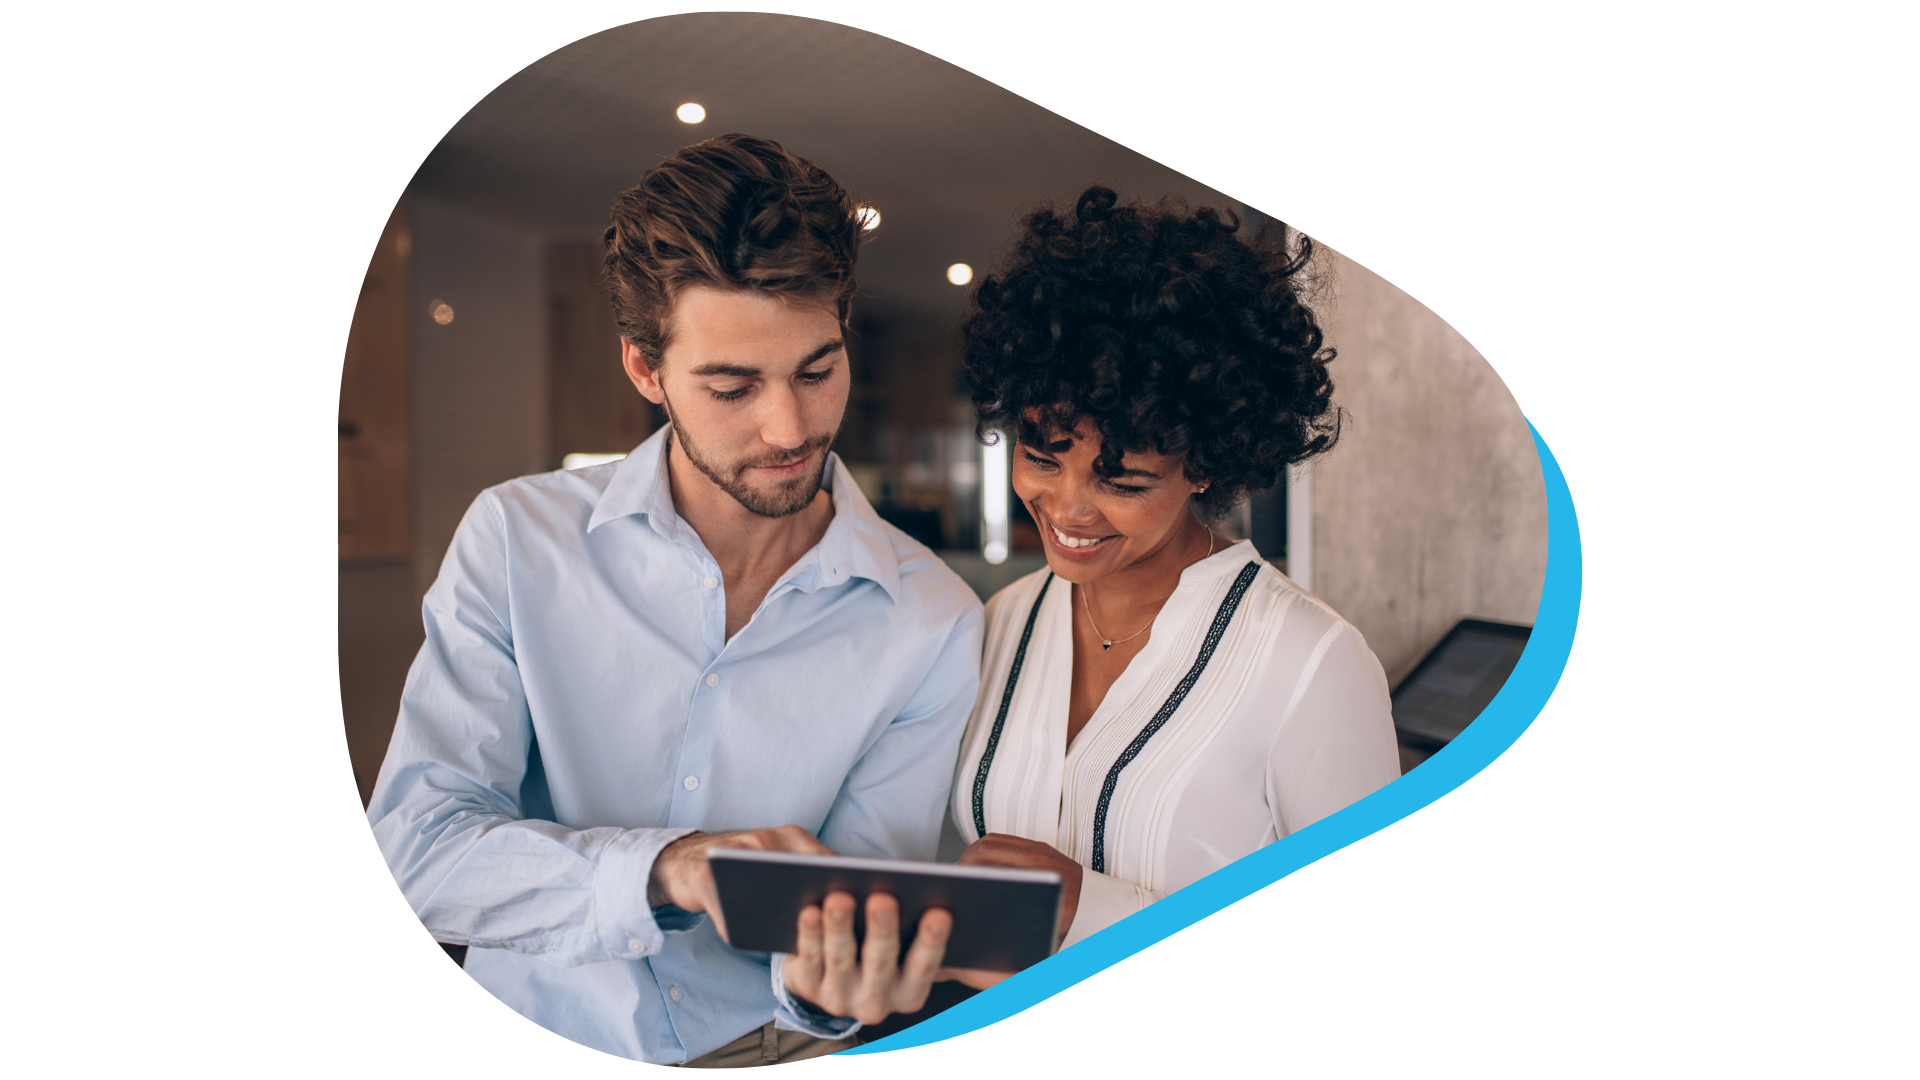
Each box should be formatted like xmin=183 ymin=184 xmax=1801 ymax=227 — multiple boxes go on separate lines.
xmin=603 ymin=133 xmax=863 ymax=368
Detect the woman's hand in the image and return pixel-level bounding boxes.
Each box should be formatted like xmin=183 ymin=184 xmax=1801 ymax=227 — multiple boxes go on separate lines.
xmin=783 ymin=891 xmax=952 ymax=1024
xmin=937 ymin=833 xmax=1084 ymax=991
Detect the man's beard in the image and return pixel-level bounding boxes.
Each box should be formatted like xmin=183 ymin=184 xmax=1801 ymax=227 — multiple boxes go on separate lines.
xmin=663 ymin=401 xmax=835 ymax=519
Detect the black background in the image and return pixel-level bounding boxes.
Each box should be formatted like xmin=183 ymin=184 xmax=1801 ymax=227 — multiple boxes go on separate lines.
xmin=311 ymin=12 xmax=1605 ymax=1060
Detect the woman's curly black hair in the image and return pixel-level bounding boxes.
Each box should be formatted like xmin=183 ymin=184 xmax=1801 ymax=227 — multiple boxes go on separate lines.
xmin=962 ymin=185 xmax=1340 ymax=521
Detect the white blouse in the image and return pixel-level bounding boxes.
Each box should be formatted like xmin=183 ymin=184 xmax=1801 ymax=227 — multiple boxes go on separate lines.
xmin=949 ymin=541 xmax=1401 ymax=947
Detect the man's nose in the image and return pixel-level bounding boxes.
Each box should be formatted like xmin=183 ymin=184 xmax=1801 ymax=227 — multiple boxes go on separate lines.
xmin=757 ymin=383 xmax=808 ymax=450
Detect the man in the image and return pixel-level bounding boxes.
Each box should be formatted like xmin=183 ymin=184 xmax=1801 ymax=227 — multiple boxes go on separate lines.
xmin=367 ymin=134 xmax=983 ymax=1065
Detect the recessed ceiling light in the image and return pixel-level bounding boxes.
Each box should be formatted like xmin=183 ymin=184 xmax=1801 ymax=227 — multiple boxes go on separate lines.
xmin=676 ymin=102 xmax=706 ymax=124
xmin=947 ymin=263 xmax=973 ymax=286
xmin=428 ymin=300 xmax=455 ymax=325
xmin=856 ymin=205 xmax=881 ymax=231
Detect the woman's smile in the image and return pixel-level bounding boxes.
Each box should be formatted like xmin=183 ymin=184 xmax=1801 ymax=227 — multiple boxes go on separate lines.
xmin=1038 ymin=513 xmax=1121 ymax=560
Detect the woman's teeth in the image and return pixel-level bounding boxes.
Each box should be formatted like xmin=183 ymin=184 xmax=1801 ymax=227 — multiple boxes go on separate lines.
xmin=1051 ymin=524 xmax=1107 ymax=549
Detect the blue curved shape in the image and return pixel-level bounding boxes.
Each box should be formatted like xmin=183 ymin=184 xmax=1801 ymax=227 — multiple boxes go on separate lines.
xmin=847 ymin=421 xmax=1581 ymax=1054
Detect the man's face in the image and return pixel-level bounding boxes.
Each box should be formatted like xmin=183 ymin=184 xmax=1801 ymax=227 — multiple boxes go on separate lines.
xmin=624 ymin=286 xmax=849 ymax=518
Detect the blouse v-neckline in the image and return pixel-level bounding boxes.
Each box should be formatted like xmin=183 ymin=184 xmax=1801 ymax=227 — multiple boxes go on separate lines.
xmin=1055 ymin=541 xmax=1253 ymax=767
xmin=962 ymin=540 xmax=1282 ymax=861
xmin=1060 ymin=588 xmax=1170 ymax=762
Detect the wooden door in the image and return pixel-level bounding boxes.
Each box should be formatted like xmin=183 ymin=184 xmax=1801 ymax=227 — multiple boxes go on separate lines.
xmin=339 ymin=203 xmax=411 ymax=561
xmin=547 ymin=239 xmax=653 ymax=465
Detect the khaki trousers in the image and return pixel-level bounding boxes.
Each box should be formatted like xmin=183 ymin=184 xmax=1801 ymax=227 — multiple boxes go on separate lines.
xmin=679 ymin=1022 xmax=861 ymax=1068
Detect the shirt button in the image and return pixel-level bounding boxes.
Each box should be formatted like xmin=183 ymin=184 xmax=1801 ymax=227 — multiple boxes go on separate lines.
xmin=668 ymin=985 xmax=683 ymax=1002
xmin=702 ymin=575 xmax=718 ymax=589
xmin=705 ymin=673 xmax=719 ymax=687
xmin=683 ymin=775 xmax=700 ymax=791
xmin=627 ymin=939 xmax=645 ymax=952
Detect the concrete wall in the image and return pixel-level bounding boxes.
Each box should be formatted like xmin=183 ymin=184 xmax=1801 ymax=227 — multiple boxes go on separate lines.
xmin=338 ymin=198 xmax=547 ymax=802
xmin=1309 ymin=249 xmax=1549 ymax=686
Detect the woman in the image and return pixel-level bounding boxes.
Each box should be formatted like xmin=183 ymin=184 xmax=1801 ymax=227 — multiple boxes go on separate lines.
xmin=945 ymin=187 xmax=1400 ymax=975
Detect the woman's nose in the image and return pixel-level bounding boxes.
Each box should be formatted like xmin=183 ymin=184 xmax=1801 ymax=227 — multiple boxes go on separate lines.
xmin=1041 ymin=487 xmax=1099 ymax=526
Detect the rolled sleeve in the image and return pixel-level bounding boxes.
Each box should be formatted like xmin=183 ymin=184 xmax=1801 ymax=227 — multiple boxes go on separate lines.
xmin=593 ymin=826 xmax=701 ymax=959
xmin=768 ymin=953 xmax=862 ymax=1040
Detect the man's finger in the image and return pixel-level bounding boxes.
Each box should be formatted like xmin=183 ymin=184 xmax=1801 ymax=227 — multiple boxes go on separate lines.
xmin=818 ymin=890 xmax=860 ymax=1013
xmin=781 ymin=905 xmax=828 ymax=1005
xmin=683 ymin=860 xmax=729 ymax=939
xmin=894 ymin=907 xmax=950 ymax=1013
xmin=852 ymin=893 xmax=902 ymax=1024
xmin=794 ymin=899 xmax=825 ymax=968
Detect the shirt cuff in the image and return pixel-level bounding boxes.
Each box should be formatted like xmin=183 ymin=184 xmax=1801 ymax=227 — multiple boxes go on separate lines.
xmin=769 ymin=953 xmax=863 ymax=1039
xmin=1060 ymin=868 xmax=1155 ymax=950
xmin=592 ymin=826 xmax=701 ymax=961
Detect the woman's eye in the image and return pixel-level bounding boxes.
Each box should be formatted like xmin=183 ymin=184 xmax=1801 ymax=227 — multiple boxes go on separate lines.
xmin=1104 ymin=481 xmax=1146 ymax=495
xmin=1021 ymin=451 xmax=1057 ymax=471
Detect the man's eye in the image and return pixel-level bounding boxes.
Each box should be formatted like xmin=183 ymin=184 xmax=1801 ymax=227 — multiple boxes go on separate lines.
xmin=710 ymin=386 xmax=750 ymax=401
xmin=798 ymin=369 xmax=833 ymax=384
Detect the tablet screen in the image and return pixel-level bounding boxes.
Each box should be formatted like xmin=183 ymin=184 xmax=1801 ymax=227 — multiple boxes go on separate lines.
xmin=1393 ymin=618 xmax=1532 ymax=747
xmin=707 ymin=848 xmax=1063 ymax=972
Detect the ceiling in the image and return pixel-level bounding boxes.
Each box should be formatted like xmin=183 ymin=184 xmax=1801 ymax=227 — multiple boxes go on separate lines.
xmin=407 ymin=12 xmax=1252 ymax=328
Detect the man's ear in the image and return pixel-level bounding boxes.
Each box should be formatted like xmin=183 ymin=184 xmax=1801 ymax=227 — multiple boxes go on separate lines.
xmin=622 ymin=339 xmax=667 ymax=405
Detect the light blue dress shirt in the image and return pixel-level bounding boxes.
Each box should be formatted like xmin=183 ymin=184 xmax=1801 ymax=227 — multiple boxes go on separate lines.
xmin=367 ymin=426 xmax=983 ymax=1063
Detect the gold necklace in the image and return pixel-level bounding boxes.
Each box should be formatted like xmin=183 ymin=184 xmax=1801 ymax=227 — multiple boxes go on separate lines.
xmin=1081 ymin=532 xmax=1215 ymax=651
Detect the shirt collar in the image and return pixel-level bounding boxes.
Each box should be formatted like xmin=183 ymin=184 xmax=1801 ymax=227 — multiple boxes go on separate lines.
xmin=815 ymin=452 xmax=903 ymax=602
xmin=587 ymin=425 xmax=902 ymax=602
xmin=587 ymin=425 xmax=681 ymax=538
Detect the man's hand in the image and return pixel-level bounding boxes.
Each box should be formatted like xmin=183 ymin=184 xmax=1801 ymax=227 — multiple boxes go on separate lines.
xmin=937 ymin=832 xmax=1084 ymax=991
xmin=647 ymin=825 xmax=831 ymax=942
xmin=782 ymin=891 xmax=952 ymax=1025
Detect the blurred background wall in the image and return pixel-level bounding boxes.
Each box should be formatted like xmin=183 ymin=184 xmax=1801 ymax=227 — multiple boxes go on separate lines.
xmin=336 ymin=12 xmax=1547 ymax=803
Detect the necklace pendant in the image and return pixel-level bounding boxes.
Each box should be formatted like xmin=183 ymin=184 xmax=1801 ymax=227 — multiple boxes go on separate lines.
xmin=1101 ymin=640 xmax=1113 ymax=650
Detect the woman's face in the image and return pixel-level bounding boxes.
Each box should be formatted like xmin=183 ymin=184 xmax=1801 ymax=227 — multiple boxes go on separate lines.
xmin=1013 ymin=416 xmax=1204 ymax=584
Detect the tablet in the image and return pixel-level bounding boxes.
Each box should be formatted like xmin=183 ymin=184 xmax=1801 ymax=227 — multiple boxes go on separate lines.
xmin=706 ymin=848 xmax=1063 ymax=972
xmin=1392 ymin=618 xmax=1532 ymax=749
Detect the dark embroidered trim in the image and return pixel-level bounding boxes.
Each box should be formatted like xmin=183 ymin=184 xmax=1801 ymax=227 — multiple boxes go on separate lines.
xmin=971 ymin=573 xmax=1055 ymax=837
xmin=1090 ymin=562 xmax=1261 ymax=875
